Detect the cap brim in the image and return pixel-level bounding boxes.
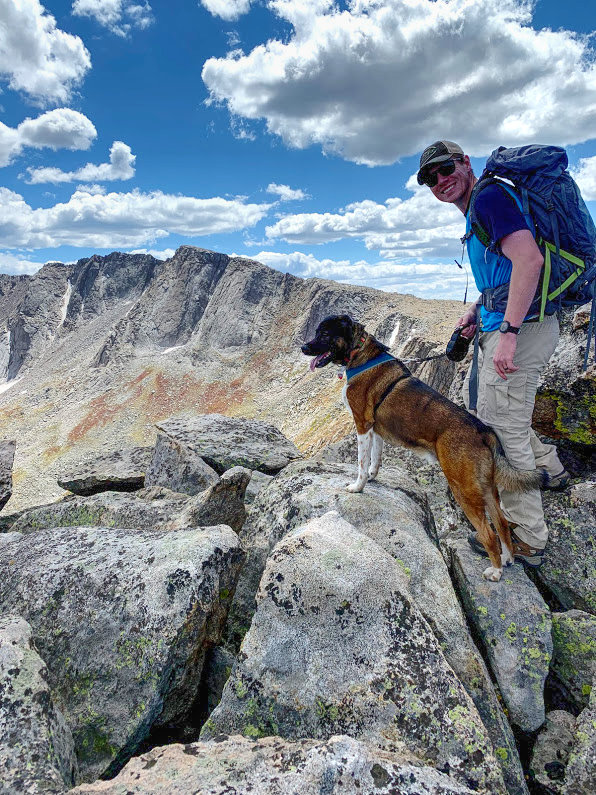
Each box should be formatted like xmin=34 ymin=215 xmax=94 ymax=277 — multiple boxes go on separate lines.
xmin=416 ymin=153 xmax=458 ymax=184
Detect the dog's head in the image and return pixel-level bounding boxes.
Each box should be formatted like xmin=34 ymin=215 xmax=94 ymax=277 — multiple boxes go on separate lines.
xmin=301 ymin=314 xmax=363 ymax=370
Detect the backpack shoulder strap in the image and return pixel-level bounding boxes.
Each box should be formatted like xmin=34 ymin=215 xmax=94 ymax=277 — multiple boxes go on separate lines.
xmin=467 ymin=175 xmax=527 ymax=252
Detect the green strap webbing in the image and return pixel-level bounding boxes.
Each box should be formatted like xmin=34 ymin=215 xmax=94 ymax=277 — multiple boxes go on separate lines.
xmin=539 ymin=245 xmax=551 ymax=322
xmin=538 ymin=240 xmax=586 ymax=321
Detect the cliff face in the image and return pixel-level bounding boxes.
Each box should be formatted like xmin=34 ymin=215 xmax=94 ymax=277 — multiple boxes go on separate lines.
xmin=0 ymin=245 xmax=592 ymax=513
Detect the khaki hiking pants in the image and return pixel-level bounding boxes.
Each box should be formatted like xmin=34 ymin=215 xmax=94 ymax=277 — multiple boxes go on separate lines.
xmin=463 ymin=313 xmax=562 ymax=549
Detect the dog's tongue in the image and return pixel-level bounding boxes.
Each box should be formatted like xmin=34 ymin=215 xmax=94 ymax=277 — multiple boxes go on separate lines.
xmin=309 ymin=353 xmax=325 ymax=371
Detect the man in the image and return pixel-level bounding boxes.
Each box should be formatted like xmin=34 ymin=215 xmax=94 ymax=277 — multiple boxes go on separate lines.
xmin=417 ymin=140 xmax=569 ymax=567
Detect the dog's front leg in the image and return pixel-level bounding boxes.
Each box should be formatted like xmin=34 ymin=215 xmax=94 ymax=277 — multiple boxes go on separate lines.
xmin=347 ymin=429 xmax=373 ymax=492
xmin=368 ymin=430 xmax=383 ymax=480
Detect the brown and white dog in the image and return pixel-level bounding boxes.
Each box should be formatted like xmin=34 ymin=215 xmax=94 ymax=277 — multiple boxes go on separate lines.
xmin=302 ymin=314 xmax=547 ymax=582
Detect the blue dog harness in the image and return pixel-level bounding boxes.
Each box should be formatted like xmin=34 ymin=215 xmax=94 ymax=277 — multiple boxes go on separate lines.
xmin=345 ymin=351 xmax=396 ymax=383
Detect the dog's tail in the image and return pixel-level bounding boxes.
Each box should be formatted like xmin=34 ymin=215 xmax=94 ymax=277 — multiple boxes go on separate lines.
xmin=483 ymin=431 xmax=549 ymax=492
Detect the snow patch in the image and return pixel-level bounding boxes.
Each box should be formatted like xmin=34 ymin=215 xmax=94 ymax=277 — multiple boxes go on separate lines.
xmin=389 ymin=319 xmax=401 ymax=349
xmin=0 ymin=377 xmax=23 ymax=395
xmin=59 ymin=281 xmax=72 ymax=325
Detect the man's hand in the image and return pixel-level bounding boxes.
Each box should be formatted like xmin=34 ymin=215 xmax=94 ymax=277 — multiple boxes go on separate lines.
xmin=457 ymin=305 xmax=478 ymax=339
xmin=493 ymin=333 xmax=518 ymax=380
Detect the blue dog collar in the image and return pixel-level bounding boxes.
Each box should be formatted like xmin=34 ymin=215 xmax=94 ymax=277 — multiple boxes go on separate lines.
xmin=345 ymin=352 xmax=396 ymax=383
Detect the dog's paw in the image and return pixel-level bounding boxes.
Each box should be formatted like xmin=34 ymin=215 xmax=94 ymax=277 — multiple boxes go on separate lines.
xmin=347 ymin=482 xmax=365 ymax=493
xmin=368 ymin=469 xmax=379 ymax=480
xmin=483 ymin=565 xmax=503 ymax=582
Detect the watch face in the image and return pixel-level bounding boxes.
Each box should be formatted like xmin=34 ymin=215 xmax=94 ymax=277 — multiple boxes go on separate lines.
xmin=499 ymin=321 xmax=509 ymax=333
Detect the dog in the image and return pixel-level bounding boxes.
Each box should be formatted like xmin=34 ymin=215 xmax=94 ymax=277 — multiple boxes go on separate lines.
xmin=301 ymin=314 xmax=547 ymax=582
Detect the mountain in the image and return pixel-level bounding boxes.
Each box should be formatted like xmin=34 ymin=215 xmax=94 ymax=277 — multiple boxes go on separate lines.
xmin=0 ymin=246 xmax=468 ymax=512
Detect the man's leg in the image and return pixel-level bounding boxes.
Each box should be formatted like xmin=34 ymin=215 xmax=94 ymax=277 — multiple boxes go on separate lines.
xmin=529 ymin=429 xmax=565 ymax=477
xmin=474 ymin=315 xmax=559 ymax=550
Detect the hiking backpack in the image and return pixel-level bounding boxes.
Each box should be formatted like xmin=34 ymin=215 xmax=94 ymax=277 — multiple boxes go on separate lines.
xmin=467 ymin=144 xmax=596 ymax=368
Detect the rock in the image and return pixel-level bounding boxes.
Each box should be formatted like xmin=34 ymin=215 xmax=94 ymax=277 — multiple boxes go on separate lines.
xmin=204 ymin=513 xmax=507 ymax=794
xmin=154 ymin=414 xmax=302 ymax=475
xmin=0 ymin=615 xmax=78 ymax=793
xmin=8 ymin=489 xmax=188 ymax=534
xmin=446 ymin=538 xmax=552 ymax=733
xmin=529 ymin=711 xmax=576 ymax=794
xmin=228 ymin=459 xmax=526 ymax=793
xmin=533 ymin=308 xmax=596 ymax=448
xmin=563 ymin=685 xmax=596 ymax=795
xmin=57 ymin=446 xmax=153 ymax=496
xmin=551 ymin=610 xmax=596 ymax=710
xmin=144 ymin=431 xmax=219 ymax=495
xmin=537 ymin=482 xmax=596 ymax=613
xmin=244 ymin=469 xmax=273 ymax=504
xmin=0 ymin=439 xmax=15 ymax=510
xmin=169 ymin=466 xmax=250 ymax=533
xmin=0 ymin=524 xmax=244 ymax=782
xmin=70 ymin=734 xmax=483 ymax=795
xmin=11 ymin=469 xmax=250 ymax=535
xmin=199 ymin=646 xmax=236 ymax=723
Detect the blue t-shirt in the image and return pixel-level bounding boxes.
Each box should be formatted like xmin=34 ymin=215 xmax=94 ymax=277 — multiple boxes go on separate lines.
xmin=465 ymin=183 xmax=534 ymax=332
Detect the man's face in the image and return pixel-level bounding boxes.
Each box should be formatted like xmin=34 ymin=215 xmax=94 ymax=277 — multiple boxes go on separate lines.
xmin=427 ymin=155 xmax=472 ymax=204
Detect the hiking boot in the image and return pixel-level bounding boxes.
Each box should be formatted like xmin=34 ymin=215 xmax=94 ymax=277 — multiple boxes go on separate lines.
xmin=543 ymin=469 xmax=571 ymax=492
xmin=467 ymin=532 xmax=545 ymax=568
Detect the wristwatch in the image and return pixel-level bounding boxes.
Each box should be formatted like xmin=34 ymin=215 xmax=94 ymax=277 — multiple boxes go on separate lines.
xmin=499 ymin=321 xmax=521 ymax=335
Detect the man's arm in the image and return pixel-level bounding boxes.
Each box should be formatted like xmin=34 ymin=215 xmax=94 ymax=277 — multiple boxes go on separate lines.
xmin=492 ymin=229 xmax=544 ymax=380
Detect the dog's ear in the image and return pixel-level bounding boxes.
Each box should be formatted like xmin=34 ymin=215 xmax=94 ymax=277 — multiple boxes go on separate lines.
xmin=335 ymin=314 xmax=354 ymax=334
xmin=350 ymin=321 xmax=365 ymax=342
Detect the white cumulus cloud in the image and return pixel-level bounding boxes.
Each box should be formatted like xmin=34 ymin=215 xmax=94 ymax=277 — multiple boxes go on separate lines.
xmin=200 ymin=0 xmax=253 ymax=21
xmin=0 ymin=109 xmax=96 ymax=167
xmin=202 ymin=0 xmax=596 ymax=165
xmin=0 ymin=250 xmax=47 ymax=275
xmin=26 ymin=140 xmax=136 ymax=183
xmin=0 ymin=0 xmax=91 ymax=104
xmin=266 ymin=182 xmax=309 ymax=201
xmin=0 ymin=186 xmax=272 ymax=249
xmin=571 ymin=155 xmax=596 ymax=202
xmin=72 ymin=0 xmax=153 ymax=36
xmin=266 ymin=175 xmax=464 ymax=259
xmin=236 ymin=249 xmax=469 ymax=300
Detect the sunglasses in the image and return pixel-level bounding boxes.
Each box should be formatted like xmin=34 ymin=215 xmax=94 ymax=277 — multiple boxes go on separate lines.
xmin=419 ymin=157 xmax=462 ymax=187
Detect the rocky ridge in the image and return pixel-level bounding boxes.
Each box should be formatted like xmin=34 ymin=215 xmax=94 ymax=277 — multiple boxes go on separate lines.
xmin=0 ymin=247 xmax=594 ymax=793
xmin=0 ymin=410 xmax=594 ymax=794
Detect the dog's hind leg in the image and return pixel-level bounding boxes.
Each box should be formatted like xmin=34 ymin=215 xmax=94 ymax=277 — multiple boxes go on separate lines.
xmin=368 ymin=430 xmax=383 ymax=480
xmin=347 ymin=429 xmax=373 ymax=493
xmin=487 ymin=485 xmax=514 ymax=567
xmin=449 ymin=480 xmax=504 ymax=581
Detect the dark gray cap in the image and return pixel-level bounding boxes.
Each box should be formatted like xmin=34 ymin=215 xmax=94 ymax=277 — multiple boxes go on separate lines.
xmin=417 ymin=140 xmax=464 ymax=184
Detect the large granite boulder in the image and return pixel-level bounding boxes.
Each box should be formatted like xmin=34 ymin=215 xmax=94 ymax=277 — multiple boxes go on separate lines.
xmin=71 ymin=734 xmax=483 ymax=795
xmin=204 ymin=513 xmax=507 ymax=794
xmin=57 ymin=446 xmax=153 ymax=496
xmin=0 ymin=615 xmax=78 ymax=793
xmin=533 ymin=307 xmax=596 ymax=448
xmin=563 ymin=685 xmax=596 ymax=795
xmin=144 ymin=432 xmax=219 ymax=494
xmin=168 ymin=466 xmax=250 ymax=533
xmin=153 ymin=414 xmax=302 ymax=474
xmin=0 ymin=439 xmax=15 ymax=510
xmin=9 ymin=467 xmax=250 ymax=535
xmin=0 ymin=524 xmax=244 ymax=782
xmin=537 ymin=482 xmax=596 ymax=613
xmin=551 ymin=610 xmax=596 ymax=710
xmin=229 ymin=459 xmax=526 ymax=793
xmin=529 ymin=710 xmax=576 ymax=794
xmin=445 ymin=538 xmax=552 ymax=733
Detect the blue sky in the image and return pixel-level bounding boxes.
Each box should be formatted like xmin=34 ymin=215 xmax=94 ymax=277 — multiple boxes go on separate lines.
xmin=0 ymin=0 xmax=595 ymax=300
